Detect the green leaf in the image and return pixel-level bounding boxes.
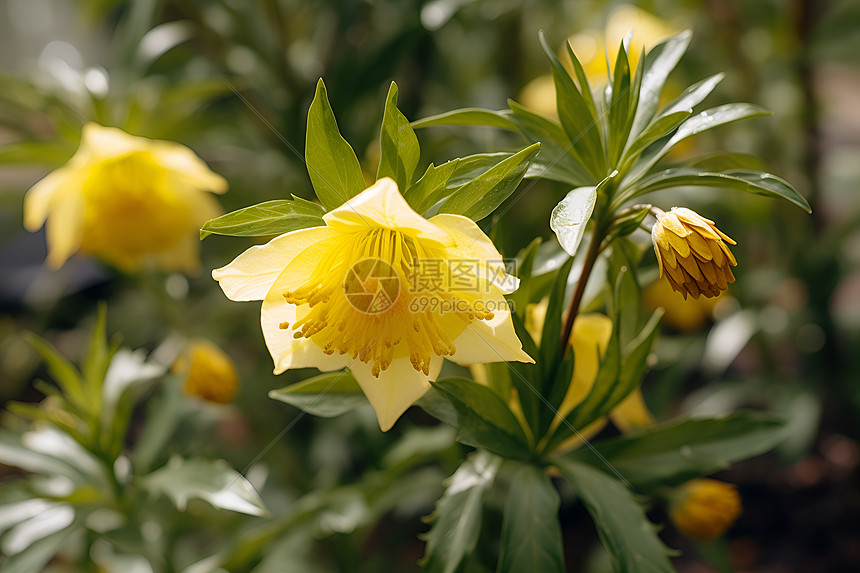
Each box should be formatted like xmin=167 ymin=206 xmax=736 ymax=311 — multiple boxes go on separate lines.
xmin=623 ymin=103 xmax=771 ymax=187
xmin=269 ymin=371 xmax=366 ymax=418
xmin=445 ymin=152 xmax=513 ymax=188
xmin=555 ymin=459 xmax=674 ymax=573
xmin=621 ymin=110 xmax=691 ymax=168
xmin=432 ymin=378 xmax=531 ymax=460
xmin=563 ymin=412 xmax=786 ymax=490
xmin=538 ymin=256 xmax=574 ymax=380
xmin=550 ymin=186 xmax=597 ymax=257
xmin=305 ymin=78 xmax=367 ymax=210
xmin=141 ymin=456 xmax=268 ymax=516
xmin=1 ymin=525 xmax=76 ymax=573
xmin=496 ymin=464 xmax=565 ymax=573
xmin=631 ymin=168 xmax=811 ymax=212
xmin=26 ymin=335 xmax=87 ymax=417
xmin=539 ymin=31 xmax=605 ymax=178
xmin=608 ymin=206 xmax=650 ymax=239
xmin=608 ymin=41 xmax=632 ymax=165
xmin=629 ymin=30 xmax=693 ymax=139
xmin=200 ymin=199 xmax=326 ymax=239
xmin=403 ymin=159 xmax=460 ymax=214
xmin=439 ymin=143 xmax=540 ymax=221
xmin=565 ymin=41 xmax=598 ymax=119
xmin=377 ymin=82 xmax=420 ymax=190
xmin=659 ymin=73 xmax=724 ymax=117
xmin=421 ymin=451 xmax=501 ymax=573
xmin=411 ymin=108 xmax=518 ymax=131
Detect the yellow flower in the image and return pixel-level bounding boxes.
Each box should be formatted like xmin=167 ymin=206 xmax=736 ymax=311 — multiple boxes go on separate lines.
xmin=24 ymin=123 xmax=227 ymax=272
xmin=651 ymin=207 xmax=737 ymax=300
xmin=519 ymin=6 xmax=678 ymax=116
xmin=175 ymin=340 xmax=239 ymax=404
xmin=212 ymin=178 xmax=532 ymax=431
xmin=643 ymin=278 xmax=720 ymax=333
xmin=669 ymin=479 xmax=742 ymax=542
xmin=521 ymin=301 xmax=655 ymax=450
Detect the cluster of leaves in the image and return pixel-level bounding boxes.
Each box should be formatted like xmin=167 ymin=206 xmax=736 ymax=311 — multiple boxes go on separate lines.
xmin=0 ymin=309 xmax=267 ymax=571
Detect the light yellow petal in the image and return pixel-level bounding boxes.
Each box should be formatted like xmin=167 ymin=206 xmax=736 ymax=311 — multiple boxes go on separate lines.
xmin=448 ymin=306 xmax=533 ymax=365
xmin=351 ymin=355 xmax=439 ymax=431
xmin=153 ymin=141 xmax=228 ymax=193
xmin=212 ymin=226 xmax=334 ymax=301
xmin=261 ymin=270 xmax=351 ymax=374
xmin=430 ymin=213 xmax=518 ymax=293
xmin=323 ymin=178 xmax=451 ymax=245
xmin=23 ymin=166 xmax=84 ymax=231
xmin=45 ymin=192 xmax=84 ymax=269
xmin=558 ymin=314 xmax=613 ymax=417
xmin=79 ymin=123 xmax=146 ymax=161
xmin=609 ymin=387 xmax=656 ymax=432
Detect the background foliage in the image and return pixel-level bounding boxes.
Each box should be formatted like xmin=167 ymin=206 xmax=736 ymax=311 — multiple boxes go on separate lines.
xmin=2 ymin=0 xmax=860 ymax=571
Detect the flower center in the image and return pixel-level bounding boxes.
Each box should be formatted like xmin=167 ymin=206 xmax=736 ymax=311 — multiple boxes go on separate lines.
xmin=80 ymin=152 xmax=193 ymax=266
xmin=281 ymin=228 xmax=496 ymax=377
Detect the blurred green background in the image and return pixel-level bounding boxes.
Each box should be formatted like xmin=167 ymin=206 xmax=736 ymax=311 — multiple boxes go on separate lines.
xmin=1 ymin=0 xmax=859 ymax=571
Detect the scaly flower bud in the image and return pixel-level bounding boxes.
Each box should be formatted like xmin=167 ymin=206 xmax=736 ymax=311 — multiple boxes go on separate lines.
xmin=669 ymin=479 xmax=741 ymax=542
xmin=651 ymin=207 xmax=737 ymax=299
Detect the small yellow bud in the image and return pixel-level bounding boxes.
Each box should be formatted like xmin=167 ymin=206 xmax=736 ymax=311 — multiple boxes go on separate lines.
xmin=651 ymin=207 xmax=737 ymax=300
xmin=175 ymin=341 xmax=239 ymax=404
xmin=669 ymin=479 xmax=741 ymax=542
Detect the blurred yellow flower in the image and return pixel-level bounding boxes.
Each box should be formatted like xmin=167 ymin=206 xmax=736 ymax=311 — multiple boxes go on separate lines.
xmin=652 ymin=207 xmax=737 ymax=300
xmin=175 ymin=340 xmax=239 ymax=405
xmin=669 ymin=479 xmax=742 ymax=542
xmin=213 ymin=178 xmax=532 ymax=431
xmin=24 ymin=123 xmax=227 ymax=272
xmin=643 ymin=278 xmax=720 ymax=333
xmin=521 ymin=300 xmax=655 ymax=450
xmin=519 ymin=5 xmax=679 ymax=116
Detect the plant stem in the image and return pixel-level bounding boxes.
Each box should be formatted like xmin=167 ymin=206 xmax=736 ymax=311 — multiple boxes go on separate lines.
xmin=559 ymin=223 xmax=602 ymax=355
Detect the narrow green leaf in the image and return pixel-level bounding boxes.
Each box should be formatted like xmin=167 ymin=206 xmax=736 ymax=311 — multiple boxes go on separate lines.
xmin=438 ymin=143 xmax=540 ymax=221
xmin=623 ymin=103 xmax=770 ymax=187
xmin=200 ymin=200 xmax=326 ymax=239
xmin=497 ymin=464 xmax=565 ymax=573
xmin=565 ymin=41 xmax=598 ymax=119
xmin=432 ymin=378 xmax=531 ymax=460
xmin=26 ymin=335 xmax=87 ymax=416
xmin=539 ymin=31 xmax=605 ymax=178
xmin=305 ymin=78 xmax=366 ymax=210
xmin=562 ymin=413 xmax=786 ymax=490
xmin=445 ymin=152 xmax=513 ymax=188
xmin=631 ymin=168 xmax=811 ymax=212
xmin=377 ymin=82 xmax=420 ymax=190
xmin=141 ymin=456 xmax=268 ymax=516
xmin=629 ymin=30 xmax=693 ymax=139
xmin=659 ymin=73 xmax=724 ymax=117
xmin=621 ymin=110 xmax=692 ymax=168
xmin=538 ymin=256 xmax=574 ymax=379
xmin=608 ymin=41 xmax=632 ymax=165
xmin=507 ymin=100 xmax=594 ymax=186
xmin=403 ymin=159 xmax=459 ymax=214
xmin=269 ymin=371 xmax=366 ymax=418
xmin=556 ymin=460 xmax=674 ymax=573
xmin=2 ymin=526 xmax=76 ymax=573
xmin=421 ymin=451 xmax=501 ymax=573
xmin=411 ymin=108 xmax=518 ymax=131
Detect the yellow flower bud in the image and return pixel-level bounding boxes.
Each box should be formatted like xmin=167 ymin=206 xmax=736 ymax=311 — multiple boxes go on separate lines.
xmin=24 ymin=123 xmax=227 ymax=273
xmin=651 ymin=207 xmax=737 ymax=300
xmin=175 ymin=341 xmax=239 ymax=404
xmin=669 ymin=479 xmax=741 ymax=542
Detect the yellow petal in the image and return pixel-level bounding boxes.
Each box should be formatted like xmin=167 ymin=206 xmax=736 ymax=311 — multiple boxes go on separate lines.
xmin=610 ymin=388 xmax=656 ymax=432
xmin=448 ymin=304 xmax=533 ymax=365
xmin=80 ymin=123 xmax=147 ymax=161
xmin=430 ymin=213 xmax=518 ymax=293
xmin=23 ymin=166 xmax=83 ymax=231
xmin=323 ymin=178 xmax=451 ymax=245
xmin=212 ymin=226 xmax=335 ymax=301
xmin=45 ymin=192 xmax=84 ymax=269
xmin=557 ymin=314 xmax=613 ymax=417
xmin=261 ymin=270 xmax=351 ymax=374
xmin=152 ymin=141 xmax=228 ymax=193
xmin=351 ymin=355 xmax=438 ymax=431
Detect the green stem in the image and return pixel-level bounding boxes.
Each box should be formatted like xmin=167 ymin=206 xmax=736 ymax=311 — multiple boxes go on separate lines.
xmin=559 ymin=223 xmax=602 ymax=355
